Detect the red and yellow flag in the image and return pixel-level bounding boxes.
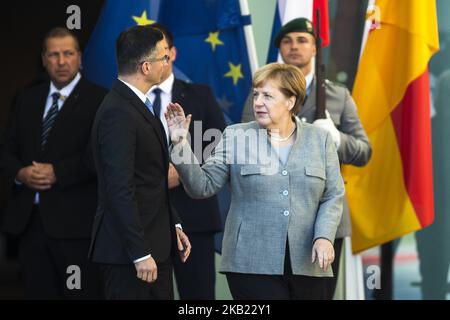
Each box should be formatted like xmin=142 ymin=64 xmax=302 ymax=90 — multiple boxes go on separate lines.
xmin=343 ymin=0 xmax=439 ymax=253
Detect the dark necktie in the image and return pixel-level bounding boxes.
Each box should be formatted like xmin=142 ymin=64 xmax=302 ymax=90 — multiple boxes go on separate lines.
xmin=144 ymin=97 xmax=154 ymax=114
xmin=41 ymin=92 xmax=60 ymax=149
xmin=152 ymin=88 xmax=162 ymax=119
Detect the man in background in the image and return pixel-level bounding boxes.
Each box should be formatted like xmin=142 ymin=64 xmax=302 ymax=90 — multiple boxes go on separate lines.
xmin=0 ymin=27 xmax=106 ymax=299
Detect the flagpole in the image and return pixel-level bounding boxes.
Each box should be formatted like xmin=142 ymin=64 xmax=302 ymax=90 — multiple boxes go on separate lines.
xmin=375 ymin=242 xmax=394 ymax=300
xmin=239 ymin=0 xmax=259 ymax=74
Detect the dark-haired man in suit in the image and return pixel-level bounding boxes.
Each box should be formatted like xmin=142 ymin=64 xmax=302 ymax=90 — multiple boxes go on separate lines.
xmin=89 ymin=25 xmax=191 ymax=300
xmin=0 ymin=27 xmax=106 ymax=299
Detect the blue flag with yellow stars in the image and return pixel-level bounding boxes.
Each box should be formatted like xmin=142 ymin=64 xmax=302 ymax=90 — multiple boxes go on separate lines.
xmin=157 ymin=0 xmax=252 ymax=123
xmin=83 ymin=0 xmax=160 ymax=89
xmin=83 ymin=0 xmax=252 ymax=124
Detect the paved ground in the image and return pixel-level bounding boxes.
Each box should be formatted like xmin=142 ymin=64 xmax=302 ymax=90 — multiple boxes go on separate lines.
xmin=361 ymin=234 xmax=449 ymax=300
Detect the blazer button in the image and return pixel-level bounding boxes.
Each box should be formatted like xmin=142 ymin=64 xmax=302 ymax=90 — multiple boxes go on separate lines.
xmin=282 ymin=170 xmax=288 ymax=176
xmin=282 ymin=190 xmax=289 ymax=196
xmin=283 ymin=210 xmax=290 ymax=216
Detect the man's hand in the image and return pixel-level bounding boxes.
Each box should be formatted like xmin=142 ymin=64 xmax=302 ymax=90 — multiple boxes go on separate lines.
xmin=312 ymin=110 xmax=341 ymax=148
xmin=176 ymin=227 xmax=191 ymax=263
xmin=168 ymin=163 xmax=180 ymax=189
xmin=134 ymin=256 xmax=158 ymax=283
xmin=16 ymin=164 xmax=52 ymax=190
xmin=32 ymin=161 xmax=57 ymax=185
xmin=311 ymin=238 xmax=335 ymax=271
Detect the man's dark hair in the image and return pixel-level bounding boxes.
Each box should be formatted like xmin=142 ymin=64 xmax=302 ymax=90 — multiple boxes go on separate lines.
xmin=150 ymin=23 xmax=174 ymax=48
xmin=116 ymin=25 xmax=164 ymax=76
xmin=42 ymin=27 xmax=80 ymax=54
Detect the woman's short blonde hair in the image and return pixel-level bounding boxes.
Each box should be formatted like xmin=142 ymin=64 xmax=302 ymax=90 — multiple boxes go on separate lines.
xmin=252 ymin=63 xmax=306 ymax=116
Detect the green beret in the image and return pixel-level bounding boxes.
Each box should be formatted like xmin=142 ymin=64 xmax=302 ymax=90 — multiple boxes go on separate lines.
xmin=274 ymin=18 xmax=315 ymax=48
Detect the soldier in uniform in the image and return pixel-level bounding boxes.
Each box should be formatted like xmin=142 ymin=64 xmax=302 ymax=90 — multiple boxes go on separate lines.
xmin=241 ymin=17 xmax=372 ymax=299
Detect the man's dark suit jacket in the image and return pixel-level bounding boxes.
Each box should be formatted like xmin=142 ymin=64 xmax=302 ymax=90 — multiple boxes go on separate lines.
xmin=89 ymin=80 xmax=180 ymax=265
xmin=0 ymin=77 xmax=107 ymax=239
xmin=170 ymin=79 xmax=225 ymax=233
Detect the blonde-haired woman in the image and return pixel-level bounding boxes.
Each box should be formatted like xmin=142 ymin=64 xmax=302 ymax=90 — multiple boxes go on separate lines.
xmin=165 ymin=63 xmax=344 ymax=299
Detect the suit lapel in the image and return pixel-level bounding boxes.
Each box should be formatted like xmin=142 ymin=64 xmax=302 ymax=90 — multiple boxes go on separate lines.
xmin=285 ymin=117 xmax=306 ymax=171
xmin=39 ymin=79 xmax=89 ymax=157
xmin=172 ymin=79 xmax=182 ymax=102
xmin=172 ymin=79 xmax=188 ymax=111
xmin=130 ymin=98 xmax=169 ymax=154
xmin=49 ymin=79 xmax=84 ymax=130
xmin=254 ymin=118 xmax=306 ymax=171
xmin=57 ymin=78 xmax=84 ymax=116
xmin=252 ymin=122 xmax=280 ymax=171
xmin=112 ymin=80 xmax=169 ymax=159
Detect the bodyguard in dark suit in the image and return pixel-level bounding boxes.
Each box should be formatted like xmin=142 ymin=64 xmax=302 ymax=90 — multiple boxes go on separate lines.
xmin=88 ymin=25 xmax=191 ymax=300
xmin=0 ymin=27 xmax=107 ymax=299
xmin=148 ymin=24 xmax=225 ymax=300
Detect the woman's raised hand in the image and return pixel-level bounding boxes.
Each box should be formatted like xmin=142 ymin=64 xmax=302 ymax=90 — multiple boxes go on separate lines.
xmin=164 ymin=103 xmax=192 ymax=144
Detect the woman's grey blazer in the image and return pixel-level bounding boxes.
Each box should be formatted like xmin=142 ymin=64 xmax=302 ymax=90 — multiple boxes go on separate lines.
xmin=171 ymin=116 xmax=345 ymax=277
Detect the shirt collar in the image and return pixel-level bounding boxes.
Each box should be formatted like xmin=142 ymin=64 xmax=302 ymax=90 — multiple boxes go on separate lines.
xmin=49 ymin=72 xmax=81 ymax=101
xmin=118 ymin=78 xmax=148 ymax=103
xmin=304 ymin=71 xmax=314 ymax=91
xmin=148 ymin=73 xmax=174 ymax=95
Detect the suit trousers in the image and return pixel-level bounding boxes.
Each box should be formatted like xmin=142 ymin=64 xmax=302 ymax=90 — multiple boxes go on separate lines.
xmin=225 ymin=242 xmax=327 ymax=300
xmin=173 ymin=232 xmax=216 ymax=299
xmin=323 ymin=237 xmax=343 ymax=299
xmin=18 ymin=206 xmax=102 ymax=299
xmin=100 ymin=258 xmax=173 ymax=300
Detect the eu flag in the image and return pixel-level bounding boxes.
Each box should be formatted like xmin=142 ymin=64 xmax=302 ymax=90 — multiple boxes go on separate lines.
xmin=83 ymin=0 xmax=160 ymax=89
xmin=83 ymin=0 xmax=252 ymax=124
xmin=158 ymin=0 xmax=252 ymax=123
xmin=157 ymin=0 xmax=252 ymax=251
